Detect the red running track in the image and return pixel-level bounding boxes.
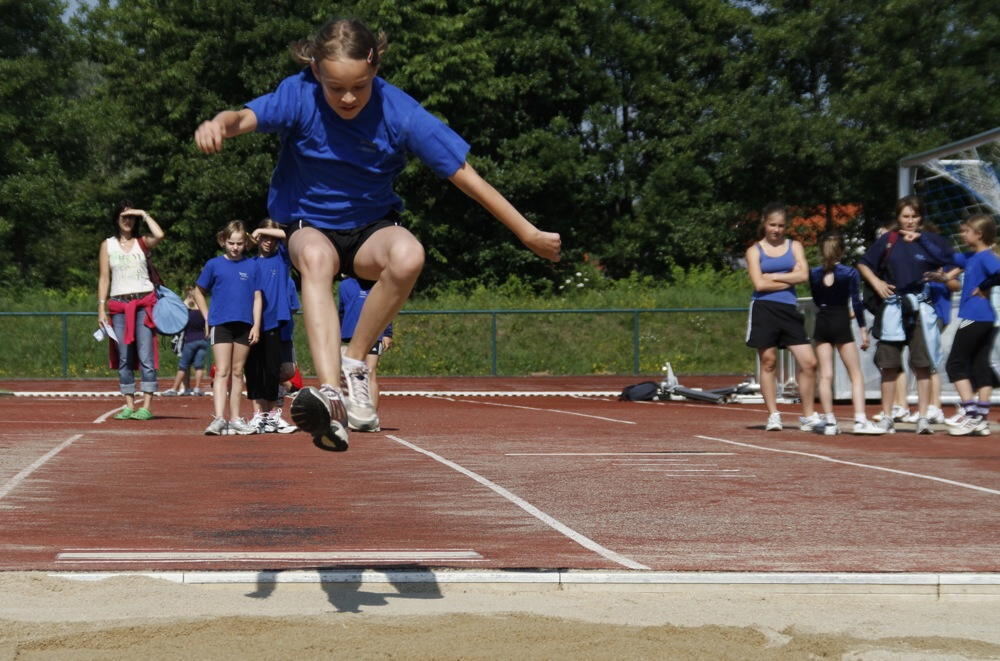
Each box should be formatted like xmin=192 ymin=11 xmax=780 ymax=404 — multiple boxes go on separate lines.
xmin=0 ymin=377 xmax=998 ymax=573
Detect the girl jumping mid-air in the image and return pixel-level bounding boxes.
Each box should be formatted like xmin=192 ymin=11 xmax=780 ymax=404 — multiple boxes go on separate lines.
xmin=195 ymin=19 xmax=560 ymax=451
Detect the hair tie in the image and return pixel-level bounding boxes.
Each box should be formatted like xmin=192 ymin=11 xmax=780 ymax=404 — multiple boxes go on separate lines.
xmin=366 ymin=48 xmax=374 ymax=63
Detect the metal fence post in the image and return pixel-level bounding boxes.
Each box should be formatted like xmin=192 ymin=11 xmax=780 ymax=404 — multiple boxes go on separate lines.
xmin=62 ymin=314 xmax=69 ymax=378
xmin=490 ymin=312 xmax=498 ymax=376
xmin=632 ymin=311 xmax=640 ymax=375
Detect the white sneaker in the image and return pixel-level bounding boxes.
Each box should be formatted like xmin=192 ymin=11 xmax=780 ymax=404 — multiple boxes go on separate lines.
xmin=915 ymin=417 xmax=934 ymax=435
xmin=341 ymin=361 xmax=380 ymax=431
xmin=765 ymin=412 xmax=782 ymax=431
xmin=901 ymin=410 xmax=921 ymax=424
xmin=248 ymin=412 xmax=268 ymax=434
xmin=926 ymin=405 xmax=946 ymax=425
xmin=799 ymin=413 xmax=824 ymax=432
xmin=204 ymin=416 xmax=227 ymax=435
xmin=268 ymin=408 xmax=297 ymax=434
xmin=822 ymin=423 xmax=840 ymax=436
xmin=290 ymin=385 xmax=349 ymax=452
xmin=852 ymin=419 xmax=884 ymax=435
xmin=876 ymin=417 xmax=896 ymax=434
xmin=945 ymin=409 xmax=967 ymax=426
xmin=227 ymin=417 xmax=256 ymax=435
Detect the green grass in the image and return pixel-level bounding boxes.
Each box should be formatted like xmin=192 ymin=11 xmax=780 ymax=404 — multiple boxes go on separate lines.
xmin=0 ymin=266 xmax=757 ymax=378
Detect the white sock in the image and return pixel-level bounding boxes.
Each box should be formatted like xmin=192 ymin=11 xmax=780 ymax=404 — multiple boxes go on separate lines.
xmin=825 ymin=414 xmax=837 ymax=424
xmin=342 ymin=356 xmax=365 ymax=370
xmin=855 ymin=414 xmax=866 ymax=424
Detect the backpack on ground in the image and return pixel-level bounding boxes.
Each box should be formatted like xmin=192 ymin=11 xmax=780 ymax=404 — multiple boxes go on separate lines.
xmin=618 ymin=381 xmax=661 ymax=401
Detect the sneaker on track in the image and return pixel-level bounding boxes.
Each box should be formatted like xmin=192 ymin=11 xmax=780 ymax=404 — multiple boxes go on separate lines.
xmin=341 ymin=362 xmax=380 ymax=432
xmin=799 ymin=413 xmax=824 ymax=432
xmin=822 ymin=423 xmax=840 ymax=436
xmin=291 ymin=385 xmax=349 ymax=452
xmin=248 ymin=412 xmax=269 ymax=434
xmin=915 ymin=416 xmax=934 ymax=435
xmin=765 ymin=412 xmax=782 ymax=431
xmin=926 ymin=405 xmax=946 ymax=425
xmin=161 ymin=389 xmax=179 ymax=397
xmin=852 ymin=419 xmax=884 ymax=435
xmin=876 ymin=417 xmax=896 ymax=434
xmin=227 ymin=417 xmax=256 ymax=435
xmin=268 ymin=408 xmax=297 ymax=434
xmin=949 ymin=416 xmax=985 ymax=436
xmin=204 ymin=416 xmax=227 ymax=435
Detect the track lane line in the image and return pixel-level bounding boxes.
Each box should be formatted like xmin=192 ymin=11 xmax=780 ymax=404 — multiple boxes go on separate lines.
xmin=0 ymin=434 xmax=84 ymax=501
xmin=427 ymin=396 xmax=636 ymax=424
xmin=387 ymin=434 xmax=650 ymax=570
xmin=696 ymin=434 xmax=1000 ymax=496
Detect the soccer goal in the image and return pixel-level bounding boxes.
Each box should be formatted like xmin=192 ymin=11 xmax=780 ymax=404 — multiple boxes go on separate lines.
xmin=898 ymin=126 xmax=1000 ymax=242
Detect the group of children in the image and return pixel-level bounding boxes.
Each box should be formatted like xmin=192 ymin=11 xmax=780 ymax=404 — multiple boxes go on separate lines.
xmin=747 ymin=197 xmax=1000 ymax=437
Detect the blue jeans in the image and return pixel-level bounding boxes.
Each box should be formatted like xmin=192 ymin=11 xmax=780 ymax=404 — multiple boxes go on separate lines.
xmin=111 ymin=309 xmax=157 ymax=395
xmin=179 ymin=338 xmax=209 ymax=370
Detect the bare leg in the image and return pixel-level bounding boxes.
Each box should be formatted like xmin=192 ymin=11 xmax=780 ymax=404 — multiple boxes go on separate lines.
xmin=814 ymin=342 xmax=835 ymax=418
xmin=288 ymin=228 xmax=342 ymax=387
xmin=914 ymin=367 xmax=931 ymax=416
xmin=880 ymin=367 xmax=899 ymax=418
xmin=212 ymin=342 xmax=233 ymax=420
xmin=836 ymin=341 xmax=868 ymax=419
xmin=758 ymin=347 xmax=779 ymax=415
xmin=364 ymin=353 xmax=381 ymax=409
xmin=789 ymin=343 xmax=817 ymax=418
xmin=229 ymin=344 xmax=250 ymax=421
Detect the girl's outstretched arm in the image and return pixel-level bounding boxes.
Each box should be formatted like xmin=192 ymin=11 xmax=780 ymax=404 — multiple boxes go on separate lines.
xmin=194 ymin=109 xmax=258 ymax=154
xmin=251 ymin=227 xmax=287 ymax=242
xmin=448 ymin=162 xmax=561 ymax=262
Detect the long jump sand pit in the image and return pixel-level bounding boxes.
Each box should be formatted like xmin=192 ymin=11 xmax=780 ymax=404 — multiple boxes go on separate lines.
xmin=2 ymin=572 xmax=1000 ymax=659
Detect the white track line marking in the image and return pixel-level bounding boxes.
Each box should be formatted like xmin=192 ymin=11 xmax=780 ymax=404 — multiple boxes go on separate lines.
xmin=506 ymin=452 xmax=734 ymax=456
xmin=697 ymin=435 xmax=1000 ymax=496
xmin=428 ymin=396 xmax=636 ymax=425
xmin=56 ymin=550 xmax=482 ymax=563
xmin=388 ymin=434 xmax=649 ymax=570
xmin=94 ymin=406 xmax=125 ymax=423
xmin=0 ymin=434 xmax=83 ymax=501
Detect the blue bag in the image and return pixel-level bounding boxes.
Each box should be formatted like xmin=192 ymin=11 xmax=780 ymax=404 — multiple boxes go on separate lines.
xmin=152 ymin=285 xmax=189 ymax=335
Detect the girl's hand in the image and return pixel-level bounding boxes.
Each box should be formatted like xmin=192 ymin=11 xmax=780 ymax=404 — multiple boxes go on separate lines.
xmin=248 ymin=325 xmax=260 ymax=345
xmin=872 ymin=278 xmax=895 ymax=299
xmin=251 ymin=229 xmax=262 ymax=242
xmin=859 ymin=328 xmax=870 ymax=351
xmin=900 ymin=229 xmax=921 ymax=242
xmin=972 ymin=287 xmax=987 ymax=299
xmin=194 ymin=119 xmax=227 ymax=154
xmin=98 ymin=309 xmax=108 ymax=326
xmin=523 ymin=229 xmax=561 ymax=262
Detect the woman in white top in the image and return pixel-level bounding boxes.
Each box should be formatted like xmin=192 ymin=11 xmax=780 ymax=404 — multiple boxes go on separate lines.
xmin=97 ymin=200 xmax=165 ymax=420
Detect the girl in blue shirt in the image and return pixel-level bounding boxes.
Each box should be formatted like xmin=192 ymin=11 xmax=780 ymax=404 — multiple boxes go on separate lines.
xmin=745 ymin=203 xmax=819 ymax=432
xmin=808 ymin=232 xmax=882 ymax=435
xmin=938 ymin=214 xmax=1000 ymax=436
xmin=195 ymin=19 xmax=560 ymax=452
xmin=194 ymin=221 xmax=262 ymax=436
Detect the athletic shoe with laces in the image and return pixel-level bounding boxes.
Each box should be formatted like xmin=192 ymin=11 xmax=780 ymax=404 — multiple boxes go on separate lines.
xmin=268 ymin=408 xmax=297 ymax=434
xmin=948 ymin=416 xmax=988 ymax=436
xmin=227 ymin=417 xmax=256 ymax=435
xmin=161 ymin=389 xmax=179 ymax=397
xmin=291 ymin=385 xmax=349 ymax=452
xmin=915 ymin=416 xmax=934 ymax=435
xmin=852 ymin=419 xmax=884 ymax=435
xmin=248 ymin=412 xmax=269 ymax=434
xmin=975 ymin=420 xmax=992 ymax=436
xmin=799 ymin=413 xmax=825 ymax=432
xmin=341 ymin=361 xmax=380 ymax=432
xmin=822 ymin=422 xmax=840 ymax=436
xmin=926 ymin=405 xmax=946 ymax=425
xmin=876 ymin=417 xmax=896 ymax=434
xmin=945 ymin=409 xmax=967 ymax=426
xmin=765 ymin=412 xmax=782 ymax=431
xmin=204 ymin=416 xmax=227 ymax=435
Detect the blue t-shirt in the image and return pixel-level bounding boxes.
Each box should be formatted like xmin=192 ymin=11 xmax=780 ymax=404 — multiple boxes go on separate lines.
xmin=751 ymin=240 xmax=798 ymax=306
xmin=338 ymin=277 xmax=392 ymax=340
xmin=183 ymin=307 xmax=207 ymax=343
xmin=859 ymin=231 xmax=955 ymax=295
xmin=950 ymin=250 xmax=1000 ymax=322
xmin=246 ymin=71 xmax=471 ymax=230
xmin=927 ymin=281 xmax=953 ymax=325
xmin=808 ymin=264 xmax=866 ymax=328
xmin=255 ymin=250 xmax=296 ymax=332
xmin=196 ymin=255 xmax=260 ymax=326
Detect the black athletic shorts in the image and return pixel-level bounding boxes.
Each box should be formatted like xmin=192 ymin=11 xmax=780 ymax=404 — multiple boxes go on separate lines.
xmin=211 ymin=321 xmax=252 ymax=346
xmin=285 ymin=210 xmax=401 ymax=288
xmin=813 ymin=306 xmax=856 ymax=345
xmin=745 ymin=299 xmax=810 ymax=349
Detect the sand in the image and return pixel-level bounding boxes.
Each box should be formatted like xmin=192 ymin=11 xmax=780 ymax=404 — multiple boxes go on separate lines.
xmin=2 ymin=573 xmax=1000 ymax=659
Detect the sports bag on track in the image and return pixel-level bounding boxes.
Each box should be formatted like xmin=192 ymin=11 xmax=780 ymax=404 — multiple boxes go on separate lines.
xmin=618 ymin=381 xmax=661 ymax=401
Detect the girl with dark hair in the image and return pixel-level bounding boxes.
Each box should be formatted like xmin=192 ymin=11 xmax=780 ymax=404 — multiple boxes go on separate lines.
xmin=194 ymin=18 xmax=560 ymax=451
xmin=858 ymin=195 xmax=956 ymax=434
xmin=96 ymin=201 xmax=165 ymax=420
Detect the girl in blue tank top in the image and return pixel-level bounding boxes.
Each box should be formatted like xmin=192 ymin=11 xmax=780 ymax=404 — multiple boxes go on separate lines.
xmin=745 ymin=203 xmax=820 ymax=433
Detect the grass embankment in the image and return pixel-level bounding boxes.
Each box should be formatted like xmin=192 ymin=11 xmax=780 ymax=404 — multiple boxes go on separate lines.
xmin=0 ymin=267 xmax=755 ymax=379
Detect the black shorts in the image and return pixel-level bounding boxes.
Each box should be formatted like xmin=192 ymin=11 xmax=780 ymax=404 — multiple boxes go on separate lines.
xmin=945 ymin=320 xmax=999 ymax=388
xmin=745 ymin=299 xmax=810 ymax=349
xmin=813 ymin=306 xmax=855 ymax=345
xmin=285 ymin=210 xmax=401 ymax=288
xmin=211 ymin=321 xmax=251 ymax=346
